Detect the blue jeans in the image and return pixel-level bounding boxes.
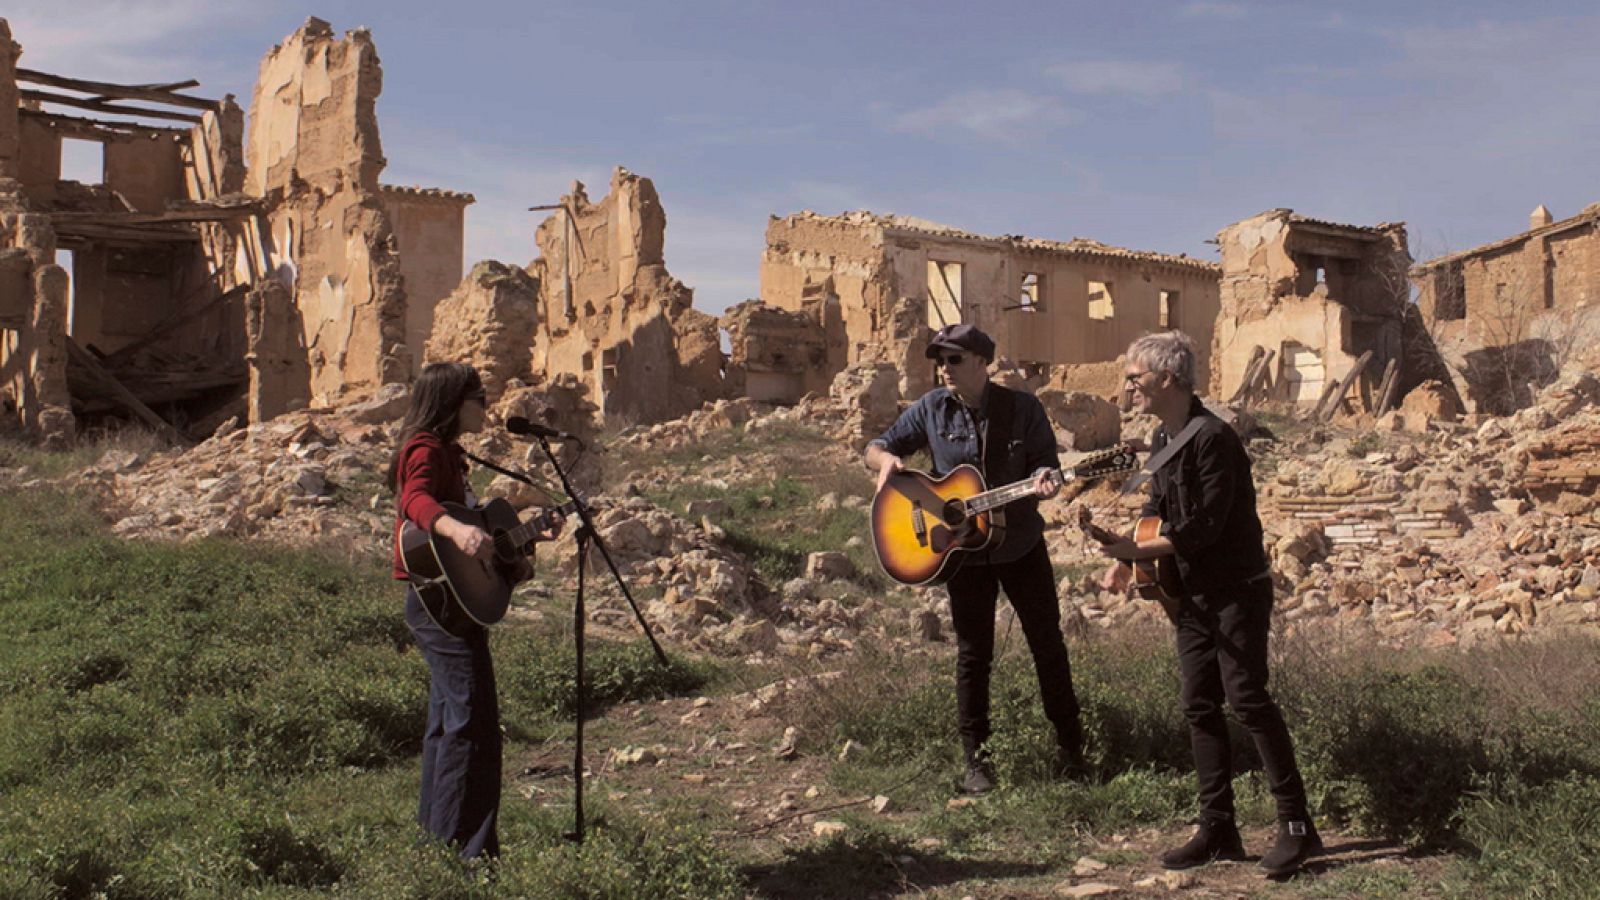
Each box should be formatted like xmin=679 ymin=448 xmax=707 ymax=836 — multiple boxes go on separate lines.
xmin=405 ymin=587 xmax=501 ymax=858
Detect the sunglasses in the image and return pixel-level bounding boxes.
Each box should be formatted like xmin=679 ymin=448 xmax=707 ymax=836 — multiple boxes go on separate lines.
xmin=1124 ymin=370 xmax=1153 ymax=385
xmin=935 ymin=354 xmax=966 ymax=368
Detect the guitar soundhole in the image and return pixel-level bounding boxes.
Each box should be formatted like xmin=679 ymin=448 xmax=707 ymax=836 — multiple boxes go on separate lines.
xmin=941 ymin=500 xmax=967 ymax=530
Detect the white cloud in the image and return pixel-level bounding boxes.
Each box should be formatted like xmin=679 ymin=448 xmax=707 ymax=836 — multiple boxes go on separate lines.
xmin=1047 ymin=60 xmax=1189 ymax=97
xmin=887 ymin=89 xmax=1076 ymax=139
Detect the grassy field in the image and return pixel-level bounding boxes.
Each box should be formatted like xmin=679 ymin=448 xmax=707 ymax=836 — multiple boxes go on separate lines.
xmin=5 ymin=425 xmax=1600 ymax=897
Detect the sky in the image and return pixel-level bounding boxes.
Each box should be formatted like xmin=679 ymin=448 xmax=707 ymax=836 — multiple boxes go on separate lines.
xmin=13 ymin=0 xmax=1600 ymax=316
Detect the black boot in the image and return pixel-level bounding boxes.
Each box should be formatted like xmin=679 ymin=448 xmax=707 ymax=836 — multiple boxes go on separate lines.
xmin=960 ymin=758 xmax=995 ymax=794
xmin=1160 ymin=819 xmax=1246 ymax=870
xmin=1051 ymin=741 xmax=1090 ymax=781
xmin=1259 ymin=819 xmax=1322 ymax=877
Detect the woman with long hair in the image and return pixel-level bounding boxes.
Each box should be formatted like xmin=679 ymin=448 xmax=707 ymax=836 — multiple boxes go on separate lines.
xmin=389 ymin=362 xmax=559 ymax=859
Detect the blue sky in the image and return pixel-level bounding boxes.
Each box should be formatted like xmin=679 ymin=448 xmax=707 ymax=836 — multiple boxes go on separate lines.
xmin=15 ymin=1 xmax=1600 ymax=315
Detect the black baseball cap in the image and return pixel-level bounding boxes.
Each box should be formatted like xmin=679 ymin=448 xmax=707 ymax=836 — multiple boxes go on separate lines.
xmin=925 ymin=323 xmax=996 ymax=362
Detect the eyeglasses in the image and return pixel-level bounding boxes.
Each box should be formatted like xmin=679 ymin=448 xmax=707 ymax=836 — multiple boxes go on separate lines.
xmin=1124 ymin=370 xmax=1153 ymax=385
xmin=936 ymin=354 xmax=965 ymax=368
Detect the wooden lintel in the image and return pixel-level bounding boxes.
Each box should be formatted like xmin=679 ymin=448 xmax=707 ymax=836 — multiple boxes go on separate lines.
xmin=54 ymin=207 xmax=255 ymax=227
xmin=21 ymin=88 xmax=205 ymax=124
xmin=16 ymin=67 xmax=218 ymax=112
xmin=19 ymin=109 xmax=190 ymax=140
xmin=66 ymin=337 xmax=189 ymax=444
xmin=54 ymin=223 xmax=200 ymax=246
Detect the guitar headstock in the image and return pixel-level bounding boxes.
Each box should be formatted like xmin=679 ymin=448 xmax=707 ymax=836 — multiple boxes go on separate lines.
xmin=1066 ymin=442 xmax=1139 ymax=483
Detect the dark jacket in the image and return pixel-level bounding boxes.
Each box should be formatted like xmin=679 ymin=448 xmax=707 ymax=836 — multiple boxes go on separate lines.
xmin=871 ymin=383 xmax=1060 ymax=565
xmin=1141 ymin=397 xmax=1269 ymax=597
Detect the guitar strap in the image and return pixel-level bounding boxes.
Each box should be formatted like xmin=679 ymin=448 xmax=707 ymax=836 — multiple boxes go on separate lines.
xmin=1119 ymin=414 xmax=1207 ymax=496
xmin=980 ymin=385 xmax=1015 ymax=487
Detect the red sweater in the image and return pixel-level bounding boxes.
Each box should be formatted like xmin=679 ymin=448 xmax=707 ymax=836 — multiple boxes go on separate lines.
xmin=392 ymin=431 xmax=468 ymax=579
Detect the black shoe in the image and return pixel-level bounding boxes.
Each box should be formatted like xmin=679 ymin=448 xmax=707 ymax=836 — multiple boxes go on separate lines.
xmin=1051 ymin=744 xmax=1091 ymax=781
xmin=1259 ymin=819 xmax=1322 ymax=877
xmin=961 ymin=760 xmax=996 ymax=795
xmin=1160 ymin=819 xmax=1247 ymax=870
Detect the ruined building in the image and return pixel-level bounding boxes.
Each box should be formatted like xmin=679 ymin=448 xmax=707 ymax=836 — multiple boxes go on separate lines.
xmin=0 ymin=18 xmax=471 ymax=442
xmin=1213 ymin=210 xmax=1412 ymax=414
xmin=526 ymin=169 xmax=723 ymax=426
xmin=1410 ymin=203 xmax=1600 ymax=414
xmin=758 ymin=211 xmax=1221 ymax=401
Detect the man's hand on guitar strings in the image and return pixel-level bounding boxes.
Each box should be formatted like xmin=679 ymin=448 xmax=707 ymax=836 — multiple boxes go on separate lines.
xmin=1032 ymin=467 xmax=1061 ymax=500
xmin=1100 ymin=561 xmax=1133 ymax=593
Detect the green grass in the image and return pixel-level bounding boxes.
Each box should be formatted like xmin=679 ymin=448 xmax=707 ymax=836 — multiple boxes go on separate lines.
xmin=0 ymin=486 xmax=734 ymax=898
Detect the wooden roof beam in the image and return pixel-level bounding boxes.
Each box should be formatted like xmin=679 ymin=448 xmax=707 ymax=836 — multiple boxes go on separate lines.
xmin=20 ymin=88 xmax=205 ymax=124
xmin=15 ymin=67 xmax=218 ymax=112
xmin=19 ymin=109 xmax=190 ymax=141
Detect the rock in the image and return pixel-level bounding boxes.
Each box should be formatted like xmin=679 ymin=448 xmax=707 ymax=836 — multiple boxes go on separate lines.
xmin=1038 ymin=389 xmax=1120 ymax=451
xmin=812 ymin=821 xmax=848 ymax=838
xmin=805 ymin=551 xmax=855 ymax=581
xmin=774 ymin=727 xmax=799 ymax=760
xmin=838 ymin=740 xmax=865 ymax=762
xmin=1072 ymin=857 xmax=1108 ymax=876
xmin=1321 ymin=461 xmax=1367 ymax=496
xmin=344 ymin=382 xmax=412 ymax=424
xmin=1493 ymin=497 xmax=1530 ymax=516
xmin=686 ymin=499 xmax=732 ymax=519
xmin=871 ymin=795 xmax=893 ymax=814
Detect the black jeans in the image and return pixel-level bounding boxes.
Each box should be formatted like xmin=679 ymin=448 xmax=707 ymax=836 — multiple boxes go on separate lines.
xmin=405 ymin=587 xmax=502 ymax=859
xmin=1172 ymin=576 xmax=1308 ymax=823
xmin=947 ymin=538 xmax=1083 ymax=760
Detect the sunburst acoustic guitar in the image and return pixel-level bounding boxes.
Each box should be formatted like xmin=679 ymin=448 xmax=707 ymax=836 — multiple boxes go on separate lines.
xmin=872 ymin=443 xmax=1138 ymax=586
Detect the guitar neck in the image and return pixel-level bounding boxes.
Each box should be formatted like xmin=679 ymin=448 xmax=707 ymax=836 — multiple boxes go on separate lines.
xmin=503 ymin=500 xmax=577 ymax=546
xmin=965 ymin=469 xmax=1061 ymax=514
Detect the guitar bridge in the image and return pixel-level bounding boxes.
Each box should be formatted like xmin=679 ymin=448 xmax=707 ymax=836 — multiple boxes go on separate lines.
xmin=911 ymin=501 xmax=929 ymax=548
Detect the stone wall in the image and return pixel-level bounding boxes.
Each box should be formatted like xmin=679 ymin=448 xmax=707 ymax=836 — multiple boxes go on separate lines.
xmin=380 ymin=185 xmax=473 ymax=378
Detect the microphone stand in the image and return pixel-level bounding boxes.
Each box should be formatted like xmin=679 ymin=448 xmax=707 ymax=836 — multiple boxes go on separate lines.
xmin=530 ymin=432 xmax=668 ymax=844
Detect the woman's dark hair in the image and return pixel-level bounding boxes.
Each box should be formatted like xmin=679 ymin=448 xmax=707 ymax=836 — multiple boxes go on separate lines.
xmin=386 ymin=362 xmax=484 ymax=491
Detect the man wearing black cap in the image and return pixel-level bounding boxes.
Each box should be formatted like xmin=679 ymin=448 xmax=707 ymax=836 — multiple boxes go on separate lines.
xmin=866 ymin=323 xmax=1086 ymax=794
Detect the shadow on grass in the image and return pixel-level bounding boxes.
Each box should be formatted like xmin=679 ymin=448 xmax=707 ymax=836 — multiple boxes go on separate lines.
xmin=744 ymin=831 xmax=1051 ymax=899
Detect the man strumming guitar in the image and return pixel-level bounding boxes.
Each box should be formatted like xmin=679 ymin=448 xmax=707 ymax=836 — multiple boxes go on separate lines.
xmin=1098 ymin=331 xmax=1320 ymax=878
xmin=865 ymin=323 xmax=1086 ymax=794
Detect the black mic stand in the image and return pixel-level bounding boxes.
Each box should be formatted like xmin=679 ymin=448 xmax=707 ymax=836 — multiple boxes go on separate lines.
xmin=530 ymin=433 xmax=668 ymax=844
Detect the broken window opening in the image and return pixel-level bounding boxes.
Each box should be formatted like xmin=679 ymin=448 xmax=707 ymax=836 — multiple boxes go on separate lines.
xmin=1158 ymin=289 xmax=1178 ymax=329
xmin=1435 ymin=265 xmax=1466 ymax=321
xmin=927 ymin=260 xmax=962 ymax=329
xmin=1016 ymin=272 xmax=1042 ymax=312
xmin=56 ymin=249 xmax=75 ymax=336
xmin=1087 ymin=280 xmax=1114 ymax=321
xmin=60 ymin=138 xmax=105 ymax=185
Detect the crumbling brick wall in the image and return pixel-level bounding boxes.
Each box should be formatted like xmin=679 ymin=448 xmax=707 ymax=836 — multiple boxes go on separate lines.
xmin=720 ymin=299 xmax=829 ymax=403
xmin=246 ymin=18 xmax=408 ymax=414
xmin=761 ymin=211 xmax=1219 ymax=402
xmin=1214 ymin=210 xmax=1411 ymax=411
xmin=1411 ymin=204 xmax=1600 ymax=414
xmin=528 ymin=168 xmax=723 ymax=426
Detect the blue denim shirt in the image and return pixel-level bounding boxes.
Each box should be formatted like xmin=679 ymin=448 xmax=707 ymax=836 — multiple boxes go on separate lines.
xmin=870 ymin=384 xmax=1059 ymax=564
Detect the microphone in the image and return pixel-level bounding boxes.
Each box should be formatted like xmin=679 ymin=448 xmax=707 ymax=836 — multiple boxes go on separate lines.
xmin=505 ymin=416 xmax=585 ymax=444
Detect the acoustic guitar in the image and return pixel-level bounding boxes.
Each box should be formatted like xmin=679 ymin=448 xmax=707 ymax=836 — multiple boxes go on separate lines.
xmin=1077 ymin=507 xmax=1184 ymax=603
xmin=398 ymin=497 xmax=576 ymax=637
xmin=872 ymin=443 xmax=1138 ymax=586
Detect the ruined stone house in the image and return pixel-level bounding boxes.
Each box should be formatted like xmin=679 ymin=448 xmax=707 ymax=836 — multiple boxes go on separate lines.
xmin=1410 ymin=203 xmax=1600 ymax=414
xmin=0 ymin=18 xmax=471 ymax=442
xmin=758 ymin=211 xmax=1221 ymax=402
xmin=1213 ymin=209 xmax=1412 ymax=414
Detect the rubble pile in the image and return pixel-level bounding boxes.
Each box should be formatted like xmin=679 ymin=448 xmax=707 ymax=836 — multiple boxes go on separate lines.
xmin=1053 ymin=372 xmax=1600 ymax=646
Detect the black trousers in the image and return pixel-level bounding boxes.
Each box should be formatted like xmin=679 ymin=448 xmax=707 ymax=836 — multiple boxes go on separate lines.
xmin=405 ymin=587 xmax=502 ymax=859
xmin=1171 ymin=576 xmax=1308 ymax=823
xmin=947 ymin=538 xmax=1083 ymax=759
